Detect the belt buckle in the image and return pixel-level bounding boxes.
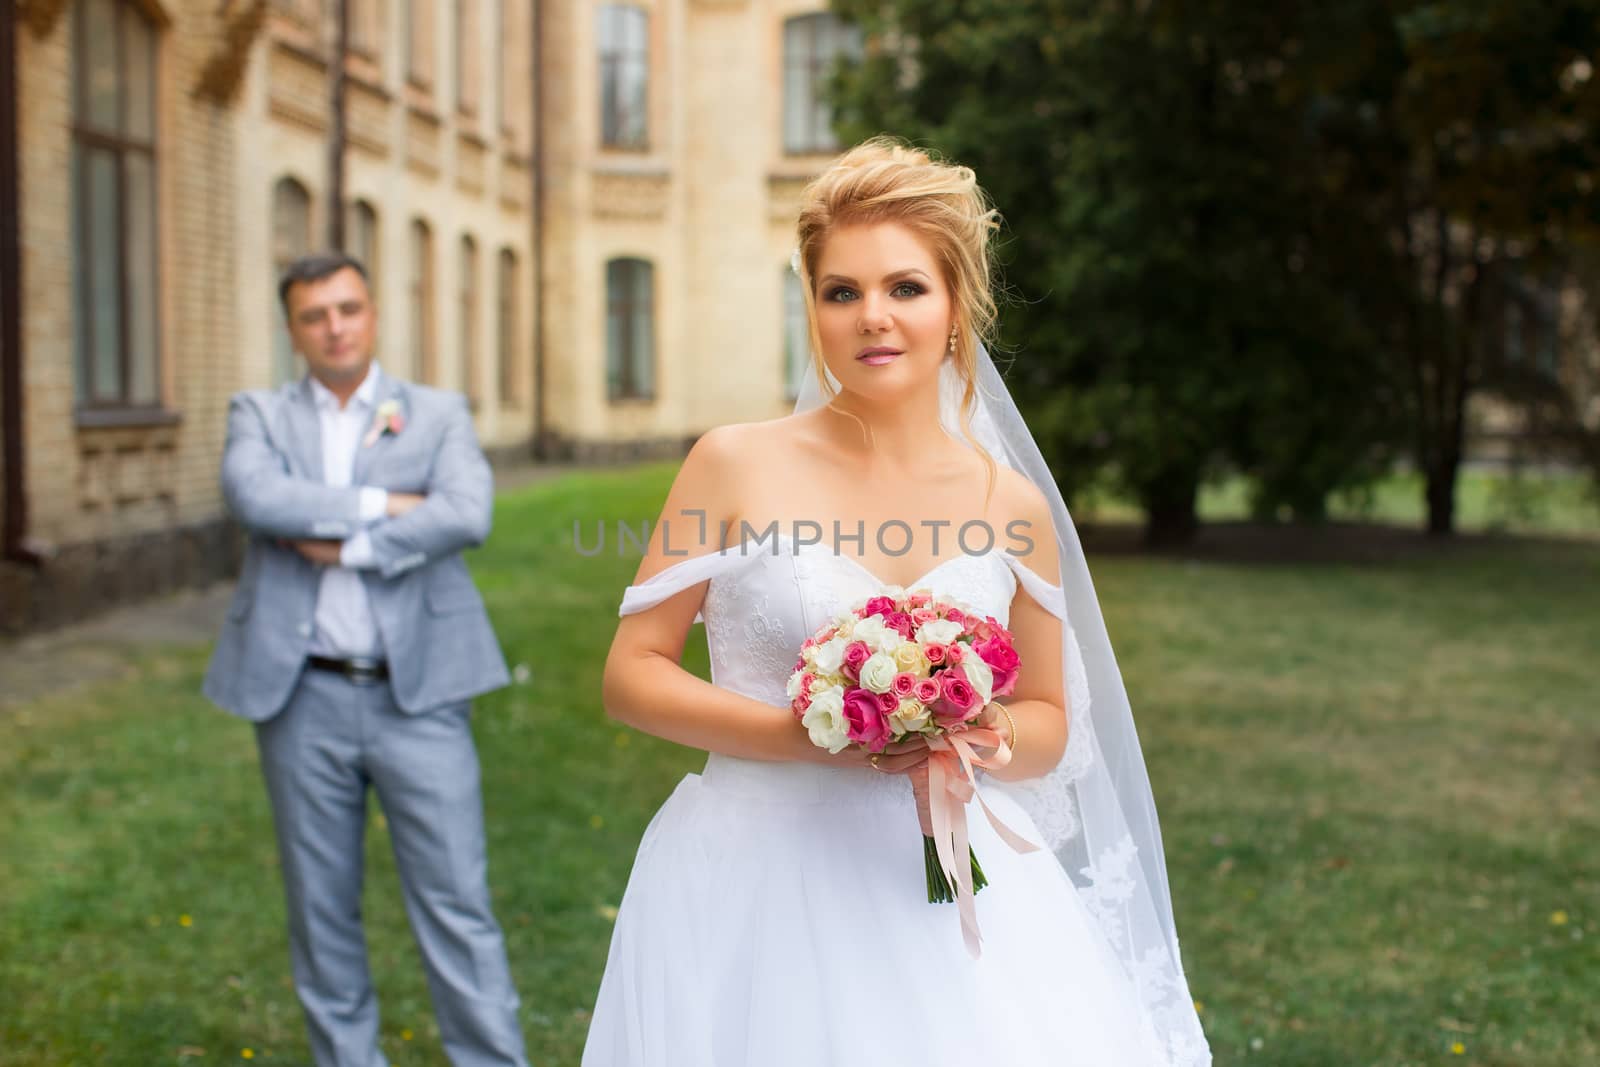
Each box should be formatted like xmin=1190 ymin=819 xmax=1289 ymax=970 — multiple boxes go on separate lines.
xmin=345 ymin=657 xmax=384 ymax=686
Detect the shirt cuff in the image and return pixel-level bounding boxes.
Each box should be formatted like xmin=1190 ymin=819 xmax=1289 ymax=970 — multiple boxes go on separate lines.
xmin=339 ymin=530 xmax=376 ymax=569
xmin=358 ymin=487 xmax=389 ymax=523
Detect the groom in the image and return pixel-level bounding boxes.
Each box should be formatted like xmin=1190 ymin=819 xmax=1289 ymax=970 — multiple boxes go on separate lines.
xmin=203 ymin=252 xmax=528 ymax=1066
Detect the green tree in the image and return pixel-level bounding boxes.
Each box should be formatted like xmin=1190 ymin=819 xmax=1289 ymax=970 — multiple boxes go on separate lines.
xmin=1268 ymin=0 xmax=1600 ymax=532
xmin=830 ymin=0 xmax=1399 ymax=543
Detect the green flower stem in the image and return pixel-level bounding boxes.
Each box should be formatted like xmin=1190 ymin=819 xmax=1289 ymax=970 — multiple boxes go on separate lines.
xmin=922 ymin=835 xmax=988 ymax=904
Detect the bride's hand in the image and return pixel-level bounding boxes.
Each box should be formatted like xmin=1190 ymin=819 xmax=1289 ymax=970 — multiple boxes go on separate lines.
xmin=847 ymin=735 xmax=929 ymax=775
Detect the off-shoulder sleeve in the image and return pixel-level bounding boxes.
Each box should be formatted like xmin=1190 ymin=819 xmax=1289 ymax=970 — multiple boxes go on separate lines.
xmin=618 ymin=548 xmax=759 ymax=621
xmin=999 ymin=552 xmax=1067 ymax=620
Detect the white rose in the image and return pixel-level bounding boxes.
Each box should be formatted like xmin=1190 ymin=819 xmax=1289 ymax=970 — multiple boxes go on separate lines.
xmin=800 ymin=685 xmax=850 ymax=753
xmin=855 ymin=615 xmax=903 ymax=654
xmin=915 ymin=619 xmax=963 ymax=646
xmin=786 ymin=670 xmax=807 ymax=701
xmin=812 ymin=636 xmax=847 ymax=674
xmin=890 ymin=699 xmax=930 ymax=734
xmin=961 ymin=656 xmax=994 ymax=705
xmin=858 ymin=652 xmax=900 ymax=694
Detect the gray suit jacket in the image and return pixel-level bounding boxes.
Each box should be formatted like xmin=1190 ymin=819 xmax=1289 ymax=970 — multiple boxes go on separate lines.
xmin=203 ymin=373 xmax=511 ymax=721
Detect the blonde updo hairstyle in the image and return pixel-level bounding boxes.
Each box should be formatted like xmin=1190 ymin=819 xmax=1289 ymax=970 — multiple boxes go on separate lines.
xmin=794 ymin=135 xmax=1003 ymax=501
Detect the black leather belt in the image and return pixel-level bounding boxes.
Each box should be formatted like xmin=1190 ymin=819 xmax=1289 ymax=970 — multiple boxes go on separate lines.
xmin=306 ymin=655 xmax=390 ymax=685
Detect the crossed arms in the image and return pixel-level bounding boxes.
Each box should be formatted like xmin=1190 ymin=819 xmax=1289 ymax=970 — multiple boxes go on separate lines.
xmin=220 ymin=392 xmax=493 ymax=579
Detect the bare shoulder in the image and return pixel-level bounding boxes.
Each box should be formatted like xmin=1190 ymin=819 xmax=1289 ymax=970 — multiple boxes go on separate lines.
xmin=681 ymin=417 xmax=792 ymax=476
xmin=661 ymin=420 xmax=786 ymax=549
xmin=992 ymin=463 xmax=1060 ymax=584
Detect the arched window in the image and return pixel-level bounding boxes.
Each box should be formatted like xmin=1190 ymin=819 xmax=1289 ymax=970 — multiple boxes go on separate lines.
xmin=270 ymin=177 xmax=313 ymax=385
xmin=606 ymin=258 xmax=655 ymax=401
xmin=498 ymin=249 xmax=521 ymax=406
xmin=409 ymin=219 xmax=436 ymax=383
xmin=72 ymin=0 xmax=161 ymax=408
xmin=459 ymin=234 xmax=480 ymax=406
xmin=347 ymin=200 xmax=380 ymax=300
xmin=598 ymin=5 xmax=649 ymax=149
xmin=782 ymin=13 xmax=863 ymax=154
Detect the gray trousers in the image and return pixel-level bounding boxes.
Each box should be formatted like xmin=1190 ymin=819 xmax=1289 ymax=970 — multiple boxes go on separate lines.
xmin=256 ymin=668 xmax=528 ymax=1067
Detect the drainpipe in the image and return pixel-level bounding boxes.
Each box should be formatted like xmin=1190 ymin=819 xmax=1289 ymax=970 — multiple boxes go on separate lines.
xmin=0 ymin=0 xmax=38 ymax=567
xmin=530 ymin=0 xmax=548 ymax=459
xmin=325 ymin=0 xmax=349 ymax=249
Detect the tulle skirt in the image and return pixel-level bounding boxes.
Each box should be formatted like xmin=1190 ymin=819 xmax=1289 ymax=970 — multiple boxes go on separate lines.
xmin=582 ymin=754 xmax=1170 ymax=1067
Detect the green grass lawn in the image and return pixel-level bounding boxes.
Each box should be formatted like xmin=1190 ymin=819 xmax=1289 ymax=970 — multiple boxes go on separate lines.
xmin=2 ymin=463 xmax=1596 ymax=1066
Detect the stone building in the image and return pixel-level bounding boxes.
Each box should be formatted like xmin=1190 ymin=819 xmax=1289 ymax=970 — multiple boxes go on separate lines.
xmin=0 ymin=0 xmax=857 ymax=633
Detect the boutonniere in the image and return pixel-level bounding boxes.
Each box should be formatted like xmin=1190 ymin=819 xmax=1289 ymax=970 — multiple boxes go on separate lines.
xmin=362 ymin=399 xmax=405 ymax=448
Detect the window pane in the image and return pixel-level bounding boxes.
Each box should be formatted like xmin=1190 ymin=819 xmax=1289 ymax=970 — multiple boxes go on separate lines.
xmin=122 ymin=7 xmax=156 ymax=143
xmin=460 ymin=237 xmax=478 ymax=401
xmin=783 ymin=14 xmax=860 ymax=153
xmin=410 ymin=223 xmax=433 ymax=382
xmin=600 ymin=58 xmax=619 ymax=144
xmin=79 ymin=0 xmax=121 ymax=134
xmin=606 ymin=308 xmax=625 ymax=398
xmin=498 ymin=250 xmax=517 ymax=403
xmin=599 ymin=6 xmax=648 ymax=148
xmin=606 ymin=260 xmax=626 ymax=396
xmin=124 ymin=152 xmax=159 ymax=404
xmin=621 ymin=54 xmax=648 ymax=146
xmin=783 ymin=65 xmax=809 ymax=152
xmin=71 ymin=148 xmax=88 ymax=403
xmin=631 ymin=262 xmax=653 ymax=397
xmin=272 ymin=180 xmax=312 ymax=386
xmin=86 ymin=148 xmax=122 ymax=402
xmin=350 ymin=202 xmax=379 ymax=297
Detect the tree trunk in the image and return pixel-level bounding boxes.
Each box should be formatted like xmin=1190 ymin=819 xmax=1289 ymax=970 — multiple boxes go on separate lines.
xmin=1424 ymin=454 xmax=1457 ymax=536
xmin=1141 ymin=473 xmax=1200 ymax=547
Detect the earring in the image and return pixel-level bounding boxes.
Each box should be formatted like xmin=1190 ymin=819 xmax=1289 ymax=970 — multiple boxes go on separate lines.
xmin=948 ymin=324 xmax=959 ymax=352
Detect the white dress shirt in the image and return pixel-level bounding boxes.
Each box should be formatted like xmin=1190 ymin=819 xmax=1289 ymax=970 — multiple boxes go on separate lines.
xmin=308 ymin=364 xmax=390 ymax=659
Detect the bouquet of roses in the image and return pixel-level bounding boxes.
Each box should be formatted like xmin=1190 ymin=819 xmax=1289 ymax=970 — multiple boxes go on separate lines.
xmin=786 ymin=589 xmax=1037 ymax=945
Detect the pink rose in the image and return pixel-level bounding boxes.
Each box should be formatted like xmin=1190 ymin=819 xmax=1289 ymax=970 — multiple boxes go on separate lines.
xmin=843 ymin=687 xmax=894 ymax=752
xmin=924 ymin=643 xmax=947 ymax=666
xmin=968 ymin=616 xmax=997 ymax=641
xmin=943 ymin=641 xmax=965 ymax=664
xmin=911 ymin=607 xmax=939 ymax=626
xmin=935 ymin=673 xmax=981 ymax=727
xmin=841 ymin=640 xmax=872 ymax=682
xmin=974 ymin=635 xmax=1021 ymax=696
xmin=912 ymin=678 xmax=941 ymax=705
xmin=891 ymin=671 xmax=918 ymax=698
xmin=875 ymin=690 xmax=899 ymax=714
xmin=863 ymin=595 xmax=898 ymax=618
xmin=907 ymin=592 xmax=932 ymax=607
xmin=884 ymin=611 xmax=916 ymax=638
xmin=790 ymin=678 xmax=812 ymax=719
xmin=943 ymin=608 xmax=968 ymax=628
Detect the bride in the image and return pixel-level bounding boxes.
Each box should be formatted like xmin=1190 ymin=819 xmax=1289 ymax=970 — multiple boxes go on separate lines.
xmin=583 ymin=137 xmax=1210 ymax=1066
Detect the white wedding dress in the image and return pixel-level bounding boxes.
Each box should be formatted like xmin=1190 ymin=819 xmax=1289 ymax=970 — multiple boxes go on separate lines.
xmin=581 ymin=532 xmax=1173 ymax=1066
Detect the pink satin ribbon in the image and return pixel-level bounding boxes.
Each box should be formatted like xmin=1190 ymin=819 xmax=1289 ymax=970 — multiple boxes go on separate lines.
xmin=925 ymin=727 xmax=1041 ymax=959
